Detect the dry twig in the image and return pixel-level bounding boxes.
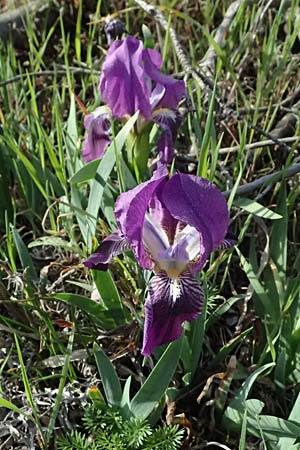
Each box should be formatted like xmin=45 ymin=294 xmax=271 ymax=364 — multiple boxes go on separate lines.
xmin=0 ymin=0 xmax=50 ymax=40
xmin=199 ymin=0 xmax=244 ymax=79
xmin=224 ymin=162 xmax=300 ymax=197
xmin=133 ymin=0 xmax=213 ymax=91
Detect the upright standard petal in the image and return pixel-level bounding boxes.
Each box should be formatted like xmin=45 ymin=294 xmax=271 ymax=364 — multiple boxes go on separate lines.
xmin=162 ymin=174 xmax=229 ymax=271
xmin=142 ymin=270 xmax=204 ymax=356
xmin=99 ymin=36 xmax=152 ymax=119
xmin=148 ymin=180 xmax=178 ymax=243
xmin=143 ymin=213 xmax=169 ymax=261
xmin=143 ymin=48 xmax=186 ymax=110
xmin=114 ymin=165 xmax=168 ymax=269
xmin=82 ymin=109 xmax=111 ymax=162
xmin=84 ymin=231 xmax=129 ymax=271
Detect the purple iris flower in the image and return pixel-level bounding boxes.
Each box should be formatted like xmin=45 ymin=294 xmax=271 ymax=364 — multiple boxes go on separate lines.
xmin=83 ymin=36 xmax=185 ymax=164
xmin=84 ymin=166 xmax=231 ymax=356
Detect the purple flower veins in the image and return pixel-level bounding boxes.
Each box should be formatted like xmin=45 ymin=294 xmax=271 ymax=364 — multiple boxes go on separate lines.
xmin=83 ymin=36 xmax=185 ymax=164
xmin=84 ymin=166 xmax=234 ymax=355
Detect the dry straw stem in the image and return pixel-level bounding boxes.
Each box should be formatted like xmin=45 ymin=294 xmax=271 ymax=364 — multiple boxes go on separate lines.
xmin=224 ymin=162 xmax=300 ymax=197
xmin=219 ymin=136 xmax=299 ymax=154
xmin=0 ymin=0 xmax=51 ymax=40
xmin=134 ymin=0 xmax=245 ymax=88
xmin=133 ymin=0 xmax=294 ymax=154
xmin=0 ymin=67 xmax=101 ymax=88
xmin=133 ymin=0 xmax=214 ymax=90
xmin=199 ymin=0 xmax=244 ymax=79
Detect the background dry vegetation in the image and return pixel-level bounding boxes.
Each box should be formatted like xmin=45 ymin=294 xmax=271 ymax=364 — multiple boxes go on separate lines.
xmin=0 ymin=0 xmax=300 ymax=449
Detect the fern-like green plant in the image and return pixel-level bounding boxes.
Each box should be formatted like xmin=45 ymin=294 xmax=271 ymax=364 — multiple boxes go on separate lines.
xmin=57 ymin=405 xmax=184 ymax=450
xmin=144 ymin=425 xmax=184 ymax=450
xmin=57 ymin=430 xmax=95 ymax=450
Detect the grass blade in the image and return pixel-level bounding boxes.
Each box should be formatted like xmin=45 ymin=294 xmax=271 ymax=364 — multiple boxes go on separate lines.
xmin=93 ymin=342 xmax=122 ymax=407
xmin=130 ymin=338 xmax=183 ymax=419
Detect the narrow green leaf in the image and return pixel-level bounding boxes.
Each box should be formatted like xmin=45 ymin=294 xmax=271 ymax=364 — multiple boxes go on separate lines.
xmin=237 ymin=248 xmax=275 ymax=318
xmin=11 ymin=225 xmax=37 ymax=282
xmin=50 ymin=293 xmax=115 ymax=329
xmin=197 ymin=81 xmax=216 ymax=178
xmin=142 ymin=24 xmax=154 ymax=49
xmin=93 ymin=343 xmax=122 ymax=407
xmin=226 ymin=406 xmax=300 ymax=440
xmin=14 ymin=334 xmax=44 ymax=442
xmin=75 ymin=0 xmax=82 ymax=62
xmin=0 ymin=397 xmax=30 ymax=418
xmin=276 ymin=390 xmax=300 ymax=450
xmin=120 ymin=376 xmax=133 ymax=419
xmin=239 ymin=409 xmax=248 ymax=450
xmin=46 ymin=326 xmax=75 ymax=442
xmin=92 ymin=270 xmax=125 ymax=325
xmin=71 ymin=158 xmax=101 ymax=184
xmin=230 ymin=363 xmax=275 ymax=410
xmin=208 ymin=327 xmax=252 ymax=370
xmin=189 ymin=287 xmax=207 ymax=378
xmin=206 ymin=295 xmax=245 ymax=329
xmin=270 ymin=183 xmax=287 ymax=282
xmin=234 ymin=198 xmax=282 ymax=220
xmin=131 ymin=338 xmax=182 ymax=419
xmin=251 ymin=414 xmax=300 ymax=440
xmin=66 ymin=93 xmax=80 ymax=176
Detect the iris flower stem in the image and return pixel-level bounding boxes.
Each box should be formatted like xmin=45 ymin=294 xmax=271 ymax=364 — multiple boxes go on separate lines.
xmin=125 ymin=130 xmax=151 ymax=183
xmin=111 ymin=125 xmax=125 ymax=193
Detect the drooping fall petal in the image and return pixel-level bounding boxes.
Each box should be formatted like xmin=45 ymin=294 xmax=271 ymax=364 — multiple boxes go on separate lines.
xmin=84 ymin=231 xmax=129 ymax=270
xmin=142 ymin=270 xmax=204 ymax=356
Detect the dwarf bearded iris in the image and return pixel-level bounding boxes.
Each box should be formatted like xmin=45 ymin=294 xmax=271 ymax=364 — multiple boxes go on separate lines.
xmin=84 ymin=166 xmax=232 ymax=355
xmin=83 ymin=36 xmax=185 ymax=166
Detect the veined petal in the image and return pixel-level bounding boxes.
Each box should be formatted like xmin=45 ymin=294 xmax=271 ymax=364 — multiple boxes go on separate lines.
xmin=143 ymin=213 xmax=169 ymax=260
xmin=162 ymin=174 xmax=229 ymax=271
xmin=219 ymin=230 xmax=237 ymax=250
xmin=173 ymin=224 xmax=202 ymax=261
xmin=142 ymin=270 xmax=204 ymax=356
xmin=115 ymin=164 xmax=169 ymax=269
xmin=99 ymin=36 xmax=152 ymax=119
xmin=153 ymin=109 xmax=182 ymax=164
xmin=149 ymin=84 xmax=165 ymax=111
xmin=148 ymin=181 xmax=178 ymax=243
xmin=84 ymin=231 xmax=130 ymax=271
xmin=143 ymin=48 xmax=186 ymax=110
xmin=82 ymin=108 xmax=111 ymax=162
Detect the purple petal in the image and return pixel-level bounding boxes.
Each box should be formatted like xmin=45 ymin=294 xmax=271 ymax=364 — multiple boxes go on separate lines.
xmin=99 ymin=36 xmax=152 ymax=119
xmin=82 ymin=109 xmax=111 ymax=162
xmin=84 ymin=231 xmax=130 ymax=271
xmin=114 ymin=165 xmax=168 ymax=269
xmin=148 ymin=180 xmax=178 ymax=243
xmin=149 ymin=84 xmax=165 ymax=111
xmin=143 ymin=213 xmax=169 ymax=260
xmin=142 ymin=270 xmax=204 ymax=356
xmin=143 ymin=48 xmax=186 ymax=110
xmin=153 ymin=110 xmax=182 ymax=164
xmin=219 ymin=230 xmax=237 ymax=250
xmin=162 ymin=174 xmax=229 ymax=272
